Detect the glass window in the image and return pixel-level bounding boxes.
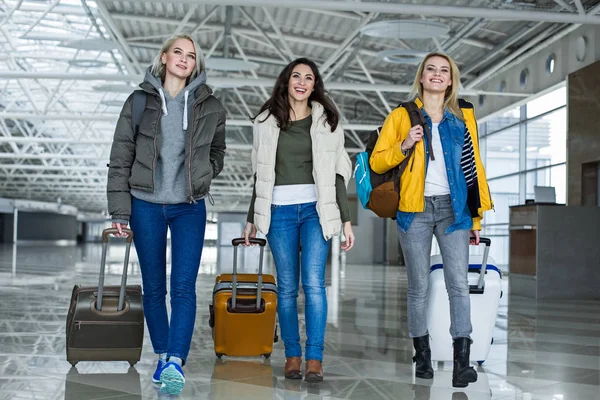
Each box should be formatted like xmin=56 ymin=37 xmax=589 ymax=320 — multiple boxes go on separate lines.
xmin=526 ymin=86 xmax=566 ymax=119
xmin=484 ymin=125 xmax=520 ymax=179
xmin=484 ymin=106 xmax=520 ymax=134
xmin=526 ymin=107 xmax=566 ymax=168
xmin=525 ymin=164 xmax=566 ymax=204
xmin=486 ymin=175 xmax=520 ymax=225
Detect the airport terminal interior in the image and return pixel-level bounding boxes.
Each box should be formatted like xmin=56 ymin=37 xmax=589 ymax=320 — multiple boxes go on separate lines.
xmin=1 ymin=1 xmax=600 ymax=399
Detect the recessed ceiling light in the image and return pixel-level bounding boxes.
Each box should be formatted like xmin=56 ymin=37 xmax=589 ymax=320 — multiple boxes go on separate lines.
xmin=93 ymin=84 xmax=136 ymax=93
xmin=361 ymin=20 xmax=449 ymax=39
xmin=59 ymin=38 xmax=118 ymax=51
xmin=377 ymin=50 xmax=428 ymax=65
xmin=205 ymin=57 xmax=260 ymax=72
xmin=68 ymin=59 xmax=108 ymax=68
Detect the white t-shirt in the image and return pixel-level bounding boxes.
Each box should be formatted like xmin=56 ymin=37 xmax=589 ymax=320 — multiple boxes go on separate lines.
xmin=424 ymin=123 xmax=451 ymax=197
xmin=272 ymin=184 xmax=318 ymax=205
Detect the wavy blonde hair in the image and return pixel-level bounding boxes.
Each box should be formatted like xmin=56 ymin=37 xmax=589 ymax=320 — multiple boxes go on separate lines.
xmin=150 ymin=34 xmax=204 ymax=83
xmin=408 ymin=52 xmax=463 ymax=120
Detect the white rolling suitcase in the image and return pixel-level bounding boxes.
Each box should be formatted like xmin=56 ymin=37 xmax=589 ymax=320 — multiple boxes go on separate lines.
xmin=427 ymin=237 xmax=502 ymax=364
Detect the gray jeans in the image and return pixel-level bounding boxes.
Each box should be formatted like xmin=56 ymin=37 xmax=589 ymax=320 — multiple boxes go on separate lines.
xmin=398 ymin=195 xmax=472 ymax=340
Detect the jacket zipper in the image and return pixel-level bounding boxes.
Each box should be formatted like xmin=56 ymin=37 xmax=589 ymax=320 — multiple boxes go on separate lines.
xmin=188 ymin=111 xmax=195 ymax=204
xmin=152 ymin=96 xmax=161 ymax=193
xmin=187 ymin=96 xmax=206 ymax=204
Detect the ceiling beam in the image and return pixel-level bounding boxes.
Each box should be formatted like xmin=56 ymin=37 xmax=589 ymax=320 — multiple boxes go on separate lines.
xmin=105 ymin=0 xmax=600 ymax=25
xmin=0 ymin=72 xmax=532 ymax=97
xmin=466 ymin=23 xmax=579 ymax=89
xmin=111 ymin=13 xmax=380 ymax=57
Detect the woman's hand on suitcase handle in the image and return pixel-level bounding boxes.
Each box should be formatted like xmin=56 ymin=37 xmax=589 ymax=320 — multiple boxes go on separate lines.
xmin=469 ymin=230 xmax=480 ymax=245
xmin=341 ymin=221 xmax=355 ymax=251
xmin=401 ymin=125 xmax=424 ymax=151
xmin=111 ymin=222 xmax=130 ymax=238
xmin=242 ymin=222 xmax=258 ymax=246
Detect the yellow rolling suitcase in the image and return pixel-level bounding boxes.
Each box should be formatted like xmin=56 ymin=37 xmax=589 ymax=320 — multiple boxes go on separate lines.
xmin=209 ymin=238 xmax=278 ymax=358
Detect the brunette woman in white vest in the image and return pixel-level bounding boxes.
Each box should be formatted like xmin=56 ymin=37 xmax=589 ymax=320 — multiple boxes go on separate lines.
xmin=242 ymin=58 xmax=354 ymax=382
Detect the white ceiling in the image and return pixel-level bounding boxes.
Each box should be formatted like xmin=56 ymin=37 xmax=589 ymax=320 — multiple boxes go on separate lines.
xmin=0 ymin=0 xmax=599 ymax=213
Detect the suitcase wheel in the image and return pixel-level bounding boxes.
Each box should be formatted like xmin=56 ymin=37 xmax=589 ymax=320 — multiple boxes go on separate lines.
xmin=129 ymin=361 xmax=137 ymax=367
xmin=216 ymin=353 xmax=224 ymax=359
xmin=69 ymin=361 xmax=78 ymax=367
xmin=262 ymin=353 xmax=271 ymax=359
xmin=477 ymin=361 xmax=484 ymax=366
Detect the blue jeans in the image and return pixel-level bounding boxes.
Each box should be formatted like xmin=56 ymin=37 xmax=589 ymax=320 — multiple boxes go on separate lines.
xmin=130 ymin=197 xmax=206 ymax=363
xmin=397 ymin=195 xmax=472 ymax=340
xmin=266 ymin=202 xmax=330 ymax=362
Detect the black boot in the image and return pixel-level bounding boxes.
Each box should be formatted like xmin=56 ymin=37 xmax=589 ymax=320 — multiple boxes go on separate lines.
xmin=452 ymin=337 xmax=478 ymax=388
xmin=412 ymin=335 xmax=434 ymax=379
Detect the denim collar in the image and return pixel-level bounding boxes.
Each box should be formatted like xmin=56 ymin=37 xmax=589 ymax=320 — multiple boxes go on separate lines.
xmin=414 ymin=98 xmax=459 ymax=124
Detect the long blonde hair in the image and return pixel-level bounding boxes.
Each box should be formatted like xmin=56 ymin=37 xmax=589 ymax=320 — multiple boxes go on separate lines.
xmin=408 ymin=52 xmax=463 ymax=120
xmin=150 ymin=34 xmax=204 ymax=83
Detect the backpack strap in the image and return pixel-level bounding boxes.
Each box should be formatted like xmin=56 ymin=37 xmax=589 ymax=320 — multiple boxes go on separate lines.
xmin=400 ymin=101 xmax=435 ymax=161
xmin=131 ymin=90 xmax=147 ymax=140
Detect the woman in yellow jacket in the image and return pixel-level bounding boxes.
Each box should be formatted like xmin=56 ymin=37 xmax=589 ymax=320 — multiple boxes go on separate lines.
xmin=370 ymin=52 xmax=492 ymax=388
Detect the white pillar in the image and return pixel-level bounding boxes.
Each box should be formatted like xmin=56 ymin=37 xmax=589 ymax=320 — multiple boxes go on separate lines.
xmin=12 ymin=208 xmax=18 ymax=243
xmin=12 ymin=208 xmax=18 ymax=277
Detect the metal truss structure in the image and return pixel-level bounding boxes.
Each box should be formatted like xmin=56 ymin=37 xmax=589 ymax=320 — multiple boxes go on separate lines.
xmin=0 ymin=0 xmax=599 ymax=212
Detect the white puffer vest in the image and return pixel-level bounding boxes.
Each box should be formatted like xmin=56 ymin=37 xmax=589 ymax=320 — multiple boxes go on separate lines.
xmin=251 ymin=102 xmax=353 ymax=240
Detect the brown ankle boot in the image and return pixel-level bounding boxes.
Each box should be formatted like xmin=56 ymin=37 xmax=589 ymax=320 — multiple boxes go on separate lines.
xmin=305 ymin=359 xmax=323 ymax=382
xmin=284 ymin=357 xmax=302 ymax=379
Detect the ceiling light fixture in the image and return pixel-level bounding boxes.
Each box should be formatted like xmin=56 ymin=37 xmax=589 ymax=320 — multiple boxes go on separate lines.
xmin=377 ymin=50 xmax=429 ymax=65
xmin=92 ymin=84 xmax=136 ymax=93
xmin=361 ymin=20 xmax=449 ymax=39
xmin=100 ymin=100 xmax=126 ymax=107
xmin=59 ymin=38 xmax=118 ymax=51
xmin=68 ymin=59 xmax=108 ymax=68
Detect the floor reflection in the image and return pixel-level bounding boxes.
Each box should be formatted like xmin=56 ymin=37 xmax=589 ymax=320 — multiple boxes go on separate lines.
xmin=0 ymin=241 xmax=598 ymax=399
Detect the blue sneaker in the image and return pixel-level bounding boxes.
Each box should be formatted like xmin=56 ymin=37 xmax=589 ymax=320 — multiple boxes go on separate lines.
xmin=152 ymin=359 xmax=167 ymax=384
xmin=160 ymin=361 xmax=185 ymax=395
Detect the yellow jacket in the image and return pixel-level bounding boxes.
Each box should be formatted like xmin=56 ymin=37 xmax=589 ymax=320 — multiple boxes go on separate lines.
xmin=369 ymin=99 xmax=493 ymax=230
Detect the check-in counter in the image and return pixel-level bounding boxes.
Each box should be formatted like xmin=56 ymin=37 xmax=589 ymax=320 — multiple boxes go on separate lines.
xmin=509 ymin=204 xmax=600 ymax=299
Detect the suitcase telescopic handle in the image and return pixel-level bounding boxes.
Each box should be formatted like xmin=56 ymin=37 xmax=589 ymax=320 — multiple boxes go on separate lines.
xmin=231 ymin=238 xmax=266 ymax=247
xmin=102 ymin=228 xmax=134 ymax=243
xmin=231 ymin=237 xmax=266 ymax=310
xmin=473 ymin=237 xmax=491 ymax=290
xmin=97 ymin=228 xmax=134 ymax=312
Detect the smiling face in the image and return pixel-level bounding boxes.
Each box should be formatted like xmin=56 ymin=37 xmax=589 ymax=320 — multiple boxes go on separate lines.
xmin=420 ymin=55 xmax=452 ymax=95
xmin=160 ymin=38 xmax=197 ymax=81
xmin=287 ymin=64 xmax=315 ymax=103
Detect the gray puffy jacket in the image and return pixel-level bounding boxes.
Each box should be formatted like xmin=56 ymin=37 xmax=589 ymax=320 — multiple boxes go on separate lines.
xmin=107 ymin=82 xmax=226 ymax=221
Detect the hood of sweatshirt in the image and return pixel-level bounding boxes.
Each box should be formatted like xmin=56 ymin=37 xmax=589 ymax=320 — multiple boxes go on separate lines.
xmin=141 ymin=66 xmax=209 ymax=130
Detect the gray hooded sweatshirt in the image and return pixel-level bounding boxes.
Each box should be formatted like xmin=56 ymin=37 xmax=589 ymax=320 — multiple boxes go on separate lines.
xmin=131 ymin=68 xmax=207 ymax=205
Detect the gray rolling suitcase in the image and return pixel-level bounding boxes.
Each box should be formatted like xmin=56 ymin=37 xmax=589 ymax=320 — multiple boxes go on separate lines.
xmin=66 ymin=228 xmax=144 ymax=366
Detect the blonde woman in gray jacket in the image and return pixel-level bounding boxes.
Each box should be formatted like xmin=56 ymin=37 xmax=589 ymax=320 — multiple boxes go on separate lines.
xmin=242 ymin=58 xmax=354 ymax=383
xmin=107 ymin=34 xmax=226 ymax=396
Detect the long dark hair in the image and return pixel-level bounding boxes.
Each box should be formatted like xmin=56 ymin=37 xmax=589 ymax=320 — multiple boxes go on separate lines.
xmin=254 ymin=58 xmax=339 ymax=132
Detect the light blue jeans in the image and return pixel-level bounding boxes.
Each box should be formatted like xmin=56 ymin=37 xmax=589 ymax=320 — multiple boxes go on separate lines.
xmin=266 ymin=202 xmax=330 ymax=362
xmin=397 ymin=195 xmax=472 ymax=340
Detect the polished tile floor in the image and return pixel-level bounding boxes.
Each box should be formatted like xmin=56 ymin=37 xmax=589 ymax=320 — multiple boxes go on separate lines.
xmin=0 ymin=242 xmax=599 ymax=400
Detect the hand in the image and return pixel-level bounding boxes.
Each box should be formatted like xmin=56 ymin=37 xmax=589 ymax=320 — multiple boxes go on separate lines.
xmin=341 ymin=222 xmax=355 ymax=252
xmin=469 ymin=230 xmax=480 ymax=245
xmin=242 ymin=222 xmax=257 ymax=246
xmin=401 ymin=125 xmax=424 ymax=151
xmin=111 ymin=222 xmax=129 ymax=238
